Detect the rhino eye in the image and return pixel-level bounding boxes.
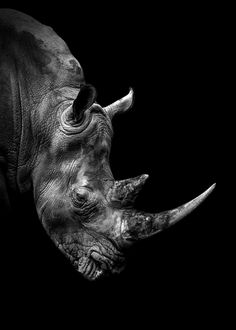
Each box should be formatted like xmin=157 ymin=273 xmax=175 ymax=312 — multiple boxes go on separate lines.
xmin=72 ymin=192 xmax=100 ymax=222
xmin=73 ymin=192 xmax=88 ymax=208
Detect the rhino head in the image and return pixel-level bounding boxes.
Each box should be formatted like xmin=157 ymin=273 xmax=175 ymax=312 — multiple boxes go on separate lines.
xmin=0 ymin=9 xmax=215 ymax=280
xmin=33 ymin=84 xmax=215 ymax=280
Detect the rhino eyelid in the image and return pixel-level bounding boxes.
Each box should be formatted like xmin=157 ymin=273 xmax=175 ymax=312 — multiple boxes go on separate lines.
xmin=76 ymin=193 xmax=87 ymax=200
xmin=83 ymin=185 xmax=93 ymax=192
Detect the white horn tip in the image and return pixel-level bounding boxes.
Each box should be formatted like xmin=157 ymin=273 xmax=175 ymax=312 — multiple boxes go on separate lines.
xmin=203 ymin=183 xmax=216 ymax=197
xmin=169 ymin=182 xmax=216 ymax=225
xmin=128 ymin=87 xmax=134 ymax=98
xmin=124 ymin=87 xmax=134 ymax=108
xmin=104 ymin=87 xmax=134 ymax=117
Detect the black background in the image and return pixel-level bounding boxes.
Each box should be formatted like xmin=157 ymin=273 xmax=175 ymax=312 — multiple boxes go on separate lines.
xmin=1 ymin=2 xmax=223 ymax=326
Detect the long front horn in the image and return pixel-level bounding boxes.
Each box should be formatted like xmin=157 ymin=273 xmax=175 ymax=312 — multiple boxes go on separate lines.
xmin=114 ymin=183 xmax=215 ymax=243
xmin=103 ymin=88 xmax=134 ymax=118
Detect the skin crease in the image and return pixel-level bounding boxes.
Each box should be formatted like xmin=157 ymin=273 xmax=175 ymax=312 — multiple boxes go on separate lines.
xmin=0 ymin=9 xmax=215 ymax=280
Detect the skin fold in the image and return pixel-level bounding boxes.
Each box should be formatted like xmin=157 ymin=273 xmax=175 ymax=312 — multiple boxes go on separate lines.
xmin=0 ymin=9 xmax=215 ymax=280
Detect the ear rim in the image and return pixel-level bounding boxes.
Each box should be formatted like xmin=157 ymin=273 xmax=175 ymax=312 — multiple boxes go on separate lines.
xmin=72 ymin=84 xmax=97 ymax=123
xmin=59 ymin=84 xmax=97 ymax=134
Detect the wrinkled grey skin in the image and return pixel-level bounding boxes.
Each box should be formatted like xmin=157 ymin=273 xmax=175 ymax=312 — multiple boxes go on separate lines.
xmin=0 ymin=9 xmax=215 ymax=280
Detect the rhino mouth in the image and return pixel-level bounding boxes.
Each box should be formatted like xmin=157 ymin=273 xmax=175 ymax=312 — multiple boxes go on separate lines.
xmin=77 ymin=247 xmax=125 ymax=280
xmin=54 ymin=228 xmax=125 ymax=281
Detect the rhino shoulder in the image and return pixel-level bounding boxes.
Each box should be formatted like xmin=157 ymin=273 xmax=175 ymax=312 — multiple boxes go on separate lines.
xmin=0 ymin=8 xmax=84 ymax=85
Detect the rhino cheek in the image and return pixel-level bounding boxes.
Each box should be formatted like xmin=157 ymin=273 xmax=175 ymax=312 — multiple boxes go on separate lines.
xmin=33 ymin=173 xmax=124 ymax=279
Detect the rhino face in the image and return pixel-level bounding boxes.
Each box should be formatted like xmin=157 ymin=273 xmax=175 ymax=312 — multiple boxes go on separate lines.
xmin=34 ymin=85 xmax=128 ymax=279
xmin=34 ymin=84 xmax=215 ymax=280
xmin=0 ymin=9 xmax=215 ymax=280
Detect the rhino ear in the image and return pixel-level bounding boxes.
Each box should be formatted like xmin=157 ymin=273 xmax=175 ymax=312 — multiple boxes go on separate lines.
xmin=72 ymin=84 xmax=97 ymax=123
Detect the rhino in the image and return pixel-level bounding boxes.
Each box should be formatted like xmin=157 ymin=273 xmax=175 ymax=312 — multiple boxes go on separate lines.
xmin=0 ymin=8 xmax=215 ymax=280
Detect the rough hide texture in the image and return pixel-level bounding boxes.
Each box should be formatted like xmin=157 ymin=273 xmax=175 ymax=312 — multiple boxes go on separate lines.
xmin=0 ymin=9 xmax=215 ymax=280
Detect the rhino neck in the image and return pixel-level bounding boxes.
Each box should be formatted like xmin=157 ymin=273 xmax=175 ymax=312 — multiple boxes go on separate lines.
xmin=16 ymin=86 xmax=82 ymax=194
xmin=0 ymin=65 xmax=22 ymax=195
xmin=0 ymin=9 xmax=85 ymax=194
